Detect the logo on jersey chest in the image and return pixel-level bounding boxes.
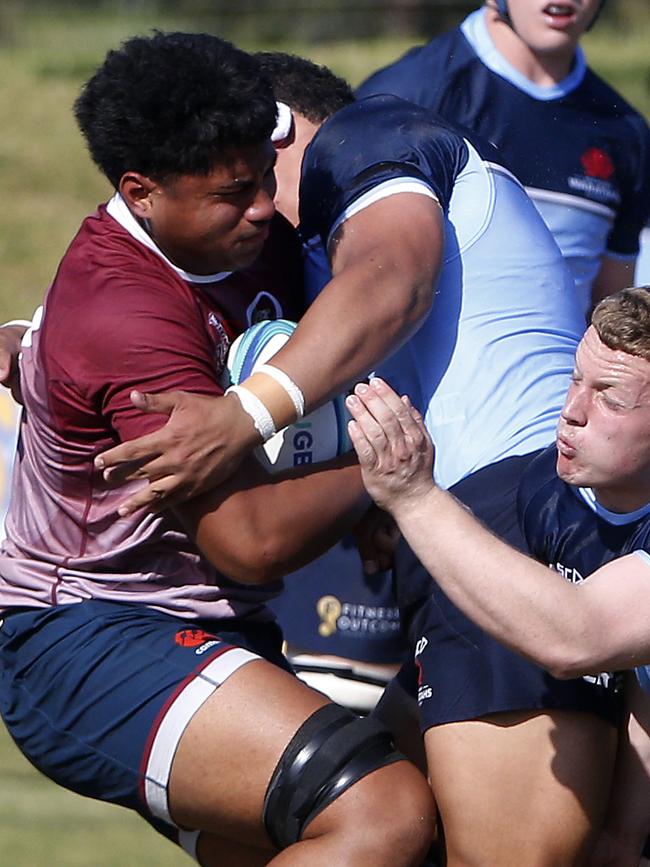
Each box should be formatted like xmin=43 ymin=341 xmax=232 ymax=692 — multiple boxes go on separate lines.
xmin=247 ymin=291 xmax=282 ymax=326
xmin=207 ymin=312 xmax=230 ymax=374
xmin=568 ymin=146 xmax=619 ymax=205
xmin=551 ymin=561 xmax=584 ymax=584
xmin=580 ymin=147 xmax=614 ymax=181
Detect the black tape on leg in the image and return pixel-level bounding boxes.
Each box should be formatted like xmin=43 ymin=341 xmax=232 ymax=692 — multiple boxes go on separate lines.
xmin=263 ymin=703 xmax=404 ymax=850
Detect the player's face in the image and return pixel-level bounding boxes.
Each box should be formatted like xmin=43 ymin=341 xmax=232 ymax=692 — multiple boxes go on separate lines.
xmin=272 ymin=112 xmax=320 ymax=228
xmin=556 ymin=326 xmax=650 ymax=511
xmin=136 ymin=141 xmax=277 ymax=275
xmin=487 ymin=0 xmax=602 ymax=57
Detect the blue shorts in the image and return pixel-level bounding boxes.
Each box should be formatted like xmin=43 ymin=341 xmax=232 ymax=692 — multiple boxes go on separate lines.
xmin=395 ymin=452 xmax=621 ymax=730
xmin=0 ymin=600 xmax=290 ymax=853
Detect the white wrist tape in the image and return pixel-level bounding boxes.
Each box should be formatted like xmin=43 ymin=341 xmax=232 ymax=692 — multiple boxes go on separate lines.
xmin=256 ymin=363 xmax=305 ymax=420
xmin=225 ymin=384 xmax=277 ymax=442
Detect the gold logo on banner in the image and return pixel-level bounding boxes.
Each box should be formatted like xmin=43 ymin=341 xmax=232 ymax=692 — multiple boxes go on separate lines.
xmin=317 ymin=595 xmax=341 ymax=637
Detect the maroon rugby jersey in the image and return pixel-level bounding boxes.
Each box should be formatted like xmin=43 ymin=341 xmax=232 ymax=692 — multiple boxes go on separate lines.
xmin=0 ymin=194 xmax=303 ymax=619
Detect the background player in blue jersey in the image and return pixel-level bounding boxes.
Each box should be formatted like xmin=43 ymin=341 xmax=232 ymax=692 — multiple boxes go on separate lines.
xmin=346 ymin=285 xmax=650 ymax=867
xmin=358 ymin=0 xmax=650 ymax=317
xmin=97 ymin=54 xmax=618 ymax=866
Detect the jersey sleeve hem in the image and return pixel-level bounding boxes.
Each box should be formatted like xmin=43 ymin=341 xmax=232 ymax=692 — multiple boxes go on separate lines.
xmin=327 ymin=178 xmax=440 ymax=247
xmin=633 ymin=550 xmax=650 ymax=569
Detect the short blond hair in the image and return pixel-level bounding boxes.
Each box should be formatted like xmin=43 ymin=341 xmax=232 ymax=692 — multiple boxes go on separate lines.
xmin=591 ymin=287 xmax=650 ymax=362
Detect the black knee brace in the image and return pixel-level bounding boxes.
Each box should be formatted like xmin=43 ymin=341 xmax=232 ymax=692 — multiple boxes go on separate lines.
xmin=262 ymin=703 xmax=404 ymax=850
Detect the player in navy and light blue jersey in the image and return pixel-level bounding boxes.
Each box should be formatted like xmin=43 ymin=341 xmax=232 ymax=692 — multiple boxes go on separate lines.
xmin=346 ymin=286 xmax=650 ymax=867
xmin=298 ymin=94 xmax=581 ymax=491
xmin=358 ymin=0 xmax=650 ymax=315
xmin=260 ymin=57 xmax=612 ymax=866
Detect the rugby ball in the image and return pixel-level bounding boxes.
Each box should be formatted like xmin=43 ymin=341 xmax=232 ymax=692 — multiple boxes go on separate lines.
xmin=225 ymin=319 xmax=351 ymax=472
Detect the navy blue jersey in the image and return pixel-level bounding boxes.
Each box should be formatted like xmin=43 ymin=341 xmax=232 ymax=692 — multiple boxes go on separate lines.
xmin=299 ymin=94 xmax=474 ymax=244
xmin=518 ymin=445 xmax=650 ymax=581
xmin=358 ymin=10 xmax=650 ymax=313
xmin=519 ymin=444 xmax=650 ymax=690
xmin=299 ymin=92 xmax=583 ymax=490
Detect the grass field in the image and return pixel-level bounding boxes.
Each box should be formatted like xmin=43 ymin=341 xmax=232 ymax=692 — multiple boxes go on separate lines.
xmin=0 ymin=5 xmax=649 ymax=864
xmin=0 ymin=722 xmax=189 ymax=866
xmin=0 ymin=5 xmax=649 ymax=321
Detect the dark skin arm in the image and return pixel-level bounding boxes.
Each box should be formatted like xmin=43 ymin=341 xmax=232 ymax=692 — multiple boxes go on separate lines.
xmin=0 ymin=322 xmax=28 ymax=403
xmin=95 ymin=193 xmax=443 ymax=516
xmin=591 ymin=255 xmax=636 ymax=308
xmin=177 ymin=451 xmax=369 ymax=584
xmin=0 ymin=317 xmax=369 ymax=580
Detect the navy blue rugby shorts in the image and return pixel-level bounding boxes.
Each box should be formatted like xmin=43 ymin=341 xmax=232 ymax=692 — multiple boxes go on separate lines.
xmin=0 ymin=599 xmax=290 ymax=854
xmin=394 ymin=451 xmax=622 ymax=730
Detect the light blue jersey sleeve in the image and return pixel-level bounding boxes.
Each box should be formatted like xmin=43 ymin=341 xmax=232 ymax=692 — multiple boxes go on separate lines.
xmin=377 ymin=143 xmax=585 ymax=488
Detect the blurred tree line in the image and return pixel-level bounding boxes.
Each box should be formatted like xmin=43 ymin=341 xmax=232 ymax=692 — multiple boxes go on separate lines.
xmin=1 ymin=0 xmax=646 ymax=44
xmin=122 ymin=0 xmax=477 ymax=39
xmin=0 ymin=0 xmax=483 ymax=43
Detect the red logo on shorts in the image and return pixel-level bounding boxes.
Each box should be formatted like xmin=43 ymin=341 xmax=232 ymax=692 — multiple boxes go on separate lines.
xmin=580 ymin=147 xmax=614 ymax=180
xmin=175 ymin=628 xmax=217 ymax=648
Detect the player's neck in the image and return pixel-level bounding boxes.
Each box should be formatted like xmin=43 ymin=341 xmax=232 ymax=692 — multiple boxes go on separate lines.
xmin=484 ymin=12 xmax=577 ymax=85
xmin=592 ymin=483 xmax=650 ymax=516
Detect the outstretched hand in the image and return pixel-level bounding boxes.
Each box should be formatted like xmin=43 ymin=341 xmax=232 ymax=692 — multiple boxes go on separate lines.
xmin=346 ymin=377 xmax=435 ymax=518
xmin=95 ymin=389 xmax=260 ymax=516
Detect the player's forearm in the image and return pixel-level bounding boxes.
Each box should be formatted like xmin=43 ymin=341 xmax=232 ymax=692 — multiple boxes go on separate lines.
xmin=391 ymin=486 xmax=598 ymax=677
xmin=184 ymin=456 xmax=369 ymax=584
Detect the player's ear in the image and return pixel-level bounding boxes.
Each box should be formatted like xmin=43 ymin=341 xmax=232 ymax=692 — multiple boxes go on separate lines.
xmin=118 ymin=172 xmax=160 ymax=218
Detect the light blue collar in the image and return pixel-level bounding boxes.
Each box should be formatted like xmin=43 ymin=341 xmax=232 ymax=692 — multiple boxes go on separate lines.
xmin=576 ymin=485 xmax=650 ymax=526
xmin=460 ymin=8 xmax=587 ymax=101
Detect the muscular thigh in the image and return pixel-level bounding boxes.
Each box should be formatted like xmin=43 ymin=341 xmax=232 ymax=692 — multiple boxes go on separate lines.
xmin=425 ymin=709 xmax=617 ymax=867
xmin=168 ymin=657 xmax=330 ymax=848
xmin=0 ymin=600 xmax=294 ymax=849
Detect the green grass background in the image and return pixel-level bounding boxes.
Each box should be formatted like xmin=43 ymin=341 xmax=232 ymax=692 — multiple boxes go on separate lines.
xmin=0 ymin=4 xmax=649 ymax=864
xmin=0 ymin=723 xmax=189 ymax=865
xmin=1 ymin=4 xmax=649 ymax=322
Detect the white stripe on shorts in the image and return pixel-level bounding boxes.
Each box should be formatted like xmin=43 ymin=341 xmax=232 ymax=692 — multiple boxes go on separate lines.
xmin=143 ymin=646 xmax=259 ymax=823
xmin=178 ymin=829 xmax=201 ymax=862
